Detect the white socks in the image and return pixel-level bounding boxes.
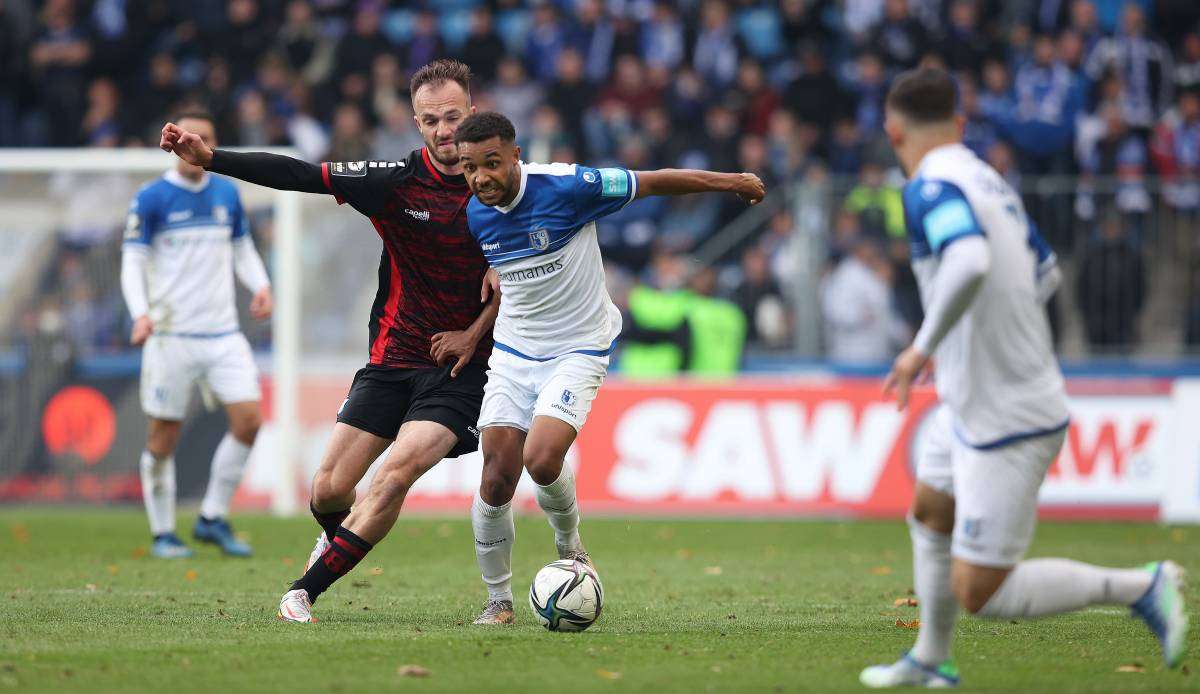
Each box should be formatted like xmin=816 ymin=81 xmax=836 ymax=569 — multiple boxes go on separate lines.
xmin=139 ymin=450 xmax=176 ymax=536
xmin=908 ymin=517 xmax=957 ymax=666
xmin=472 ymin=492 xmax=515 ymax=603
xmin=536 ymin=466 xmax=581 ymax=550
xmin=977 ymin=558 xmax=1154 ymax=619
xmin=200 ymin=434 xmax=252 ymax=520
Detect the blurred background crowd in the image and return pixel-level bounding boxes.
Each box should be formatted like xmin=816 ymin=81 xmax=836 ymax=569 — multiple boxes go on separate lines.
xmin=4 ymin=0 xmax=1200 ymax=374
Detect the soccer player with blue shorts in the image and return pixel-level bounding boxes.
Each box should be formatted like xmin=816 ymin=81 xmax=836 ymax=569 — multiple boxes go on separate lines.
xmin=453 ymin=112 xmax=764 ymax=624
xmin=860 ymin=69 xmax=1188 ymax=688
xmin=121 ymin=110 xmax=272 ymax=559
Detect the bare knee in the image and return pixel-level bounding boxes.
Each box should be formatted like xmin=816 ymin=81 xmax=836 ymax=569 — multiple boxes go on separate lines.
xmin=146 ymin=419 xmax=181 ymax=458
xmin=523 ymin=444 xmax=564 ymax=486
xmin=229 ymin=409 xmax=262 ymax=445
xmin=311 ymin=466 xmax=355 ymax=509
xmin=911 ymin=483 xmax=955 ymax=534
xmin=365 ymin=464 xmax=418 ymax=510
xmin=480 ymin=450 xmax=521 ymax=505
xmin=952 ymin=564 xmax=1009 ymax=615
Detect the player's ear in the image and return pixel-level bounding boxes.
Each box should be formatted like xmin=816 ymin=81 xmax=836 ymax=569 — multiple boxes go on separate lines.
xmin=953 ymin=113 xmax=967 ymax=139
xmin=512 ymin=144 xmax=521 ymax=163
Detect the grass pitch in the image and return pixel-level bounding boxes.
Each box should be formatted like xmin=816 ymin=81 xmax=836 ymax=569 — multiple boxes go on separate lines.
xmin=1 ymin=509 xmax=1196 ymax=693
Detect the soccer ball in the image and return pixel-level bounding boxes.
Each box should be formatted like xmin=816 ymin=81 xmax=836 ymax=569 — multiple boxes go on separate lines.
xmin=528 ymin=559 xmax=603 ymax=632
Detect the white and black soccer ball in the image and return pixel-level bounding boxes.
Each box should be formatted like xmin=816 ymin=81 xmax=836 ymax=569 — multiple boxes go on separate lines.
xmin=528 ymin=559 xmax=603 ymax=632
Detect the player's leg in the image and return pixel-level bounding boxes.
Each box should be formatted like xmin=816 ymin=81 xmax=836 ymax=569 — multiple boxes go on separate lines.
xmin=192 ymin=333 xmax=262 ymax=555
xmin=138 ymin=334 xmax=194 ymax=558
xmin=526 ymin=353 xmax=608 ymax=564
xmin=472 ymin=425 xmax=525 ymax=625
xmin=471 ymin=351 xmax=535 ymax=625
xmin=279 ymin=420 xmax=458 ymax=622
xmin=862 ymin=407 xmax=961 ymax=689
xmin=951 ymin=430 xmax=1188 ymax=668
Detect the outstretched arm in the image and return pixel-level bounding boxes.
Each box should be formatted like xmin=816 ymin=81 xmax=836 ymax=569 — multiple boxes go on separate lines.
xmin=160 ymin=122 xmax=328 ymax=194
xmin=634 ymin=169 xmax=765 ymax=204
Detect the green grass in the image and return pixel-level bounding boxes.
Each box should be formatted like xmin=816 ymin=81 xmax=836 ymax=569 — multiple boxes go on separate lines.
xmin=0 ymin=510 xmax=1196 ymax=693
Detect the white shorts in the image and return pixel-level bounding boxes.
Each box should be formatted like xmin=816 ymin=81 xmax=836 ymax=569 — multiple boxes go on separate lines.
xmin=477 ymin=348 xmax=609 ymax=433
xmin=915 ymin=405 xmax=1067 ymax=568
xmin=140 ymin=332 xmax=261 ymax=420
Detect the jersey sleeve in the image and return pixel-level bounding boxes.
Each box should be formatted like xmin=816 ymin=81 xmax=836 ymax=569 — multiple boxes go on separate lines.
xmin=230 ymin=190 xmax=251 ymax=241
xmin=572 ymin=165 xmax=638 ymax=223
xmin=320 ymin=160 xmax=407 ymax=217
xmin=122 ymin=188 xmax=155 ymax=247
xmin=903 ymin=180 xmax=984 ymax=256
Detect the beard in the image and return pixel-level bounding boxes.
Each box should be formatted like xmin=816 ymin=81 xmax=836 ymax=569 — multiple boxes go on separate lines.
xmin=426 ymin=138 xmax=460 ymax=167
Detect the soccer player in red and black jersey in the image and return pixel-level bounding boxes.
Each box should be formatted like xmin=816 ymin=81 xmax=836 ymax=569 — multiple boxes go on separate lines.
xmin=161 ymin=60 xmax=495 ymax=622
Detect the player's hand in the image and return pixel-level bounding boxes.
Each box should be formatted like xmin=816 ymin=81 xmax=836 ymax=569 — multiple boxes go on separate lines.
xmin=431 ymin=330 xmax=476 ymax=378
xmin=130 ymin=315 xmax=154 ymax=346
xmin=249 ymin=287 xmax=273 ymax=320
xmin=733 ymin=173 xmax=765 ymax=205
xmin=883 ymin=346 xmax=930 ymax=411
xmin=160 ymin=122 xmax=213 ymax=168
xmin=480 ymin=268 xmax=500 ymax=303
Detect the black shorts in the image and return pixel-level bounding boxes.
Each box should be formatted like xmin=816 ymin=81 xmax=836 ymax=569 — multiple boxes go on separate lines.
xmin=336 ymin=363 xmax=486 ymax=458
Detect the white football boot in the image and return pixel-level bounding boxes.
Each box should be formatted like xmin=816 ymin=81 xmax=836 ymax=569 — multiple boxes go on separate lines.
xmin=278 ymin=589 xmax=315 ymax=623
xmin=304 ymin=533 xmax=330 ymax=572
xmin=860 ymin=653 xmax=959 ymax=688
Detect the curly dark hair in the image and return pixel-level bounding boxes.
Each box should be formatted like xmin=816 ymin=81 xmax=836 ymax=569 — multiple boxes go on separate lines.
xmin=453 ymin=111 xmax=517 ymax=145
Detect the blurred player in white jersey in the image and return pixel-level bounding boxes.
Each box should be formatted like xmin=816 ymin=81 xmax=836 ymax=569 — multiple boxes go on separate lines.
xmin=121 ymin=111 xmax=272 ymax=559
xmin=454 ymin=112 xmax=764 ymax=624
xmin=860 ymin=69 xmax=1187 ymax=688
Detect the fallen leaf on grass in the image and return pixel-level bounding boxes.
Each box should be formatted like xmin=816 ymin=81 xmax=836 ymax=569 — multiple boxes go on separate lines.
xmin=893 ymin=597 xmax=918 ymax=607
xmin=1181 ymin=665 xmax=1190 ymax=676
xmin=397 ymin=665 xmax=430 ymax=678
xmin=130 ymin=546 xmax=147 ymax=559
xmin=85 ymin=583 xmax=97 ymax=592
xmin=281 ymin=557 xmax=295 ymax=567
xmin=184 ymin=570 xmax=198 ymax=582
xmin=895 ymin=619 xmax=920 ymax=629
xmin=871 ymin=566 xmax=893 ymax=576
xmin=369 ymin=567 xmax=384 ymax=576
xmin=704 ymin=566 xmax=723 ymax=576
xmin=1116 ymin=663 xmax=1145 ymax=674
xmin=711 ymin=665 xmax=723 ymax=673
xmin=10 ymin=524 xmax=29 ymax=545
xmin=675 ymin=549 xmax=693 ymax=560
xmin=107 ymin=564 xmax=119 ymax=575
xmin=1170 ymin=528 xmax=1186 ymax=543
xmin=436 ymin=524 xmax=452 ymax=538
xmin=596 ymin=669 xmax=622 ymax=680
xmin=351 ymin=581 xmax=371 ymax=588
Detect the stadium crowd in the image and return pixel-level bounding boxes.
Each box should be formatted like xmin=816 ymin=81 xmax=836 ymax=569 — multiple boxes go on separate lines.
xmin=5 ymin=0 xmax=1200 ymax=365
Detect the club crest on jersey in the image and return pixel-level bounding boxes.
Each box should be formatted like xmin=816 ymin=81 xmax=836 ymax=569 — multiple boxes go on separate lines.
xmin=213 ymin=205 xmax=229 ymax=224
xmin=529 ymin=229 xmax=550 ymax=251
xmin=921 ymin=181 xmax=943 ymax=201
xmin=561 ymin=389 xmax=577 ymax=407
xmin=583 ymin=171 xmax=597 ymax=183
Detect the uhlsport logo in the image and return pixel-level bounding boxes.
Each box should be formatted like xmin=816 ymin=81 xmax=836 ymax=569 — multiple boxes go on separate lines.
xmin=529 ymin=229 xmax=550 ymax=251
xmin=561 ymin=389 xmax=578 ymax=407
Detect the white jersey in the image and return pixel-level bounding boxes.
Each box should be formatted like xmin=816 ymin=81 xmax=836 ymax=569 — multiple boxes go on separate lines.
xmin=902 ymin=144 xmax=1069 ymax=448
xmin=122 ymin=170 xmax=254 ymax=336
xmin=466 ymin=162 xmax=632 ymax=360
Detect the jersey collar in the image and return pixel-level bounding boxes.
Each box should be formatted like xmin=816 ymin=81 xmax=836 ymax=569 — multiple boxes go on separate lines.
xmin=913 ymin=142 xmax=971 ymax=179
xmin=495 ymin=162 xmax=528 ymax=215
xmin=164 ymin=167 xmax=210 ymax=193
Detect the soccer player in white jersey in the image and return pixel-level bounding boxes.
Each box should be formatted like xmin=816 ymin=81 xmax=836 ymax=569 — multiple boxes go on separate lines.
xmin=453 ymin=112 xmax=764 ymax=624
xmin=860 ymin=69 xmax=1187 ymax=688
xmin=121 ymin=111 xmax=273 ymax=559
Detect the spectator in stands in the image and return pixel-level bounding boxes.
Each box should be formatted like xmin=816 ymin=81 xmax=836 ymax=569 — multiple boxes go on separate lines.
xmin=1175 ymin=33 xmax=1200 ymax=94
xmin=828 ymin=117 xmax=866 ymax=176
xmin=275 ymin=0 xmax=335 ymax=87
xmin=731 ymin=59 xmax=781 ymax=136
xmin=940 ymin=0 xmax=993 ymax=76
xmin=1067 ymin=0 xmax=1104 ymax=56
xmin=991 ymin=33 xmax=1084 ymax=174
xmin=846 ymin=52 xmax=889 ymax=135
xmin=333 ymin=4 xmax=388 ymax=80
xmin=693 ymin=0 xmax=742 ymax=89
xmin=370 ymin=101 xmax=422 ymax=162
xmin=403 ymin=10 xmax=444 ymax=77
xmin=598 ymin=54 xmax=661 ymax=115
xmin=960 ymin=76 xmax=1000 ymax=160
xmin=0 ymin=1 xmax=26 ymax=146
xmin=545 ymin=49 xmax=590 ymax=155
xmin=734 ymin=246 xmax=790 ymax=348
xmin=1086 ymin=2 xmax=1174 ymax=131
xmin=641 ymin=2 xmax=685 ymax=72
xmin=525 ymin=4 xmax=571 ymax=82
xmin=684 ymin=265 xmax=747 ymax=375
xmin=574 ymin=0 xmax=622 ymax=84
xmin=843 ymin=161 xmax=906 ymax=241
xmin=213 ymin=0 xmax=270 ymax=81
xmin=780 ymin=0 xmax=832 ymax=49
xmin=869 ymin=0 xmax=930 ymax=71
xmin=30 ymin=0 xmax=92 ymax=146
xmin=1076 ymin=214 xmax=1146 ymax=354
xmin=785 ymin=43 xmax=846 ymax=133
xmin=459 ymin=7 xmax=506 ymax=85
xmin=820 ymin=236 xmax=906 ymax=364
xmin=1079 ymin=102 xmax=1152 ymax=226
xmin=1151 ymin=90 xmax=1200 ymax=212
xmin=325 ymin=102 xmax=370 ymax=162
xmin=491 ymin=56 xmax=543 ymax=139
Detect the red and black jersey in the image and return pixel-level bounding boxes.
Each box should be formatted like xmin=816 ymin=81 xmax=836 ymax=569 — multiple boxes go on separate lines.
xmin=320 ymin=149 xmax=491 ymax=369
